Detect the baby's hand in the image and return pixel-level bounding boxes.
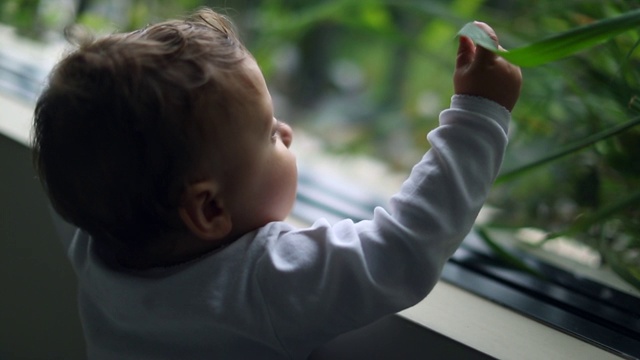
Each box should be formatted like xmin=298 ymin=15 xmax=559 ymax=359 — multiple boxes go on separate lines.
xmin=454 ymin=22 xmax=522 ymax=111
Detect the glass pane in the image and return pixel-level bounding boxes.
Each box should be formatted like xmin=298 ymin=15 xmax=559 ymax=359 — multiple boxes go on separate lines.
xmin=2 ymin=0 xmax=638 ymax=299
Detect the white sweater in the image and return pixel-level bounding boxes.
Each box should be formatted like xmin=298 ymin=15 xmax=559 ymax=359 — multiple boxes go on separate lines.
xmin=64 ymin=95 xmax=510 ymax=359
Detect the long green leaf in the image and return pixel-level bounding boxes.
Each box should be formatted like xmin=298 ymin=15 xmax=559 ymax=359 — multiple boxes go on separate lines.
xmin=475 ymin=227 xmax=545 ymax=278
xmin=601 ymin=242 xmax=640 ymax=293
xmin=546 ymin=190 xmax=640 ymax=240
xmin=608 ymin=258 xmax=640 ymax=293
xmin=497 ymin=115 xmax=640 ymax=183
xmin=457 ymin=9 xmax=640 ymax=67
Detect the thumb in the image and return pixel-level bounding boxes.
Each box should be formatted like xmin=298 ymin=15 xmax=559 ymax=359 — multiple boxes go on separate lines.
xmin=456 ymin=36 xmax=475 ymax=69
xmin=474 ymin=44 xmax=498 ymax=65
xmin=472 ymin=21 xmax=499 ymax=64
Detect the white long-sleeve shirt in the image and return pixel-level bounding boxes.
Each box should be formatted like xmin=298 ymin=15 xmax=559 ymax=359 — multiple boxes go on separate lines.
xmin=64 ymin=95 xmax=510 ymax=359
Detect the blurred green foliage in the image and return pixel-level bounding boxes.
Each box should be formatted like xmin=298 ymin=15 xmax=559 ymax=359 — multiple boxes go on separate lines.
xmin=2 ymin=0 xmax=639 ymax=289
xmin=1 ymin=0 xmax=42 ymax=36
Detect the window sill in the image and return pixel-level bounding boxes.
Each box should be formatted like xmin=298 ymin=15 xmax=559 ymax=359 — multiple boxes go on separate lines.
xmin=0 ymin=92 xmax=31 ymax=146
xmin=400 ymin=281 xmax=625 ymax=360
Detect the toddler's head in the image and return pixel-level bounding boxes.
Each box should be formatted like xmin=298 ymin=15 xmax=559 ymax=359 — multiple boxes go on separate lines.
xmin=33 ymin=8 xmax=297 ymax=267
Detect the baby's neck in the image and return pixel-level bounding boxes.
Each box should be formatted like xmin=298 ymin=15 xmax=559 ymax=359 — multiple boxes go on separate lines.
xmin=164 ymin=235 xmax=235 ymax=266
xmin=120 ymin=233 xmax=238 ymax=270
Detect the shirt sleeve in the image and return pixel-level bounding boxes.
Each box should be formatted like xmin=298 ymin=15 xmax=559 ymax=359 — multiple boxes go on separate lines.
xmin=254 ymin=95 xmax=510 ymax=358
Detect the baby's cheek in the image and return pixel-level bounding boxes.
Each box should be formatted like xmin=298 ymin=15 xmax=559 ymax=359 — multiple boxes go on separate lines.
xmin=272 ymin=157 xmax=298 ymax=219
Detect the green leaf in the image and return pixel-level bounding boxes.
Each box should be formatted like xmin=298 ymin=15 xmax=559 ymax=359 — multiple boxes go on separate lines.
xmin=457 ymin=9 xmax=640 ymax=67
xmin=547 ymin=190 xmax=640 ymax=240
xmin=475 ymin=227 xmax=545 ymax=278
xmin=457 ymin=22 xmax=501 ymax=52
xmin=601 ymin=245 xmax=640 ymax=293
xmin=497 ymin=115 xmax=640 ymax=183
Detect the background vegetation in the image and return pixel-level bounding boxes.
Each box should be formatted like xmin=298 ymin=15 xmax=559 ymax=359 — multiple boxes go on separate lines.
xmin=1 ymin=0 xmax=639 ymax=290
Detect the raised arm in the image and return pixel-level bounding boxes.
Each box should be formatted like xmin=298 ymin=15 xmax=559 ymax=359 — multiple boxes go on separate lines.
xmin=254 ymin=22 xmax=522 ymax=358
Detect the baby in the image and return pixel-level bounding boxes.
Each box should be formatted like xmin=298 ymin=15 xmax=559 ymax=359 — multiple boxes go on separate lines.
xmin=33 ymin=8 xmax=521 ymax=360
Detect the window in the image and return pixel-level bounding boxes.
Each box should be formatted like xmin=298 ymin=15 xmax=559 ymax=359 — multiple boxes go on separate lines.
xmin=2 ymin=0 xmax=639 ymax=358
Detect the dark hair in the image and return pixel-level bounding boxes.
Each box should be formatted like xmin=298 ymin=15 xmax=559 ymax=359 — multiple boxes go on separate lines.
xmin=33 ymin=8 xmax=248 ymax=265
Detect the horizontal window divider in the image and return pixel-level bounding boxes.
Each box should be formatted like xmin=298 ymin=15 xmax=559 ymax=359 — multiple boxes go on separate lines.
xmin=445 ymin=233 xmax=640 ymax=360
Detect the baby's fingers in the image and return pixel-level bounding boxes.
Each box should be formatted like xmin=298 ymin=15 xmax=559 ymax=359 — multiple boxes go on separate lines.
xmin=456 ymin=36 xmax=476 ymax=69
xmin=472 ymin=21 xmax=499 ymax=65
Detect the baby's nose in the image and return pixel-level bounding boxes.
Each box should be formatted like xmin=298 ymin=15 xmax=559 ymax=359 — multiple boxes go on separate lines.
xmin=280 ymin=122 xmax=293 ymax=148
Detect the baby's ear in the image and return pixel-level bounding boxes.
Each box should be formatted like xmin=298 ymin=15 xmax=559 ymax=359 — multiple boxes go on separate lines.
xmin=178 ymin=181 xmax=232 ymax=241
